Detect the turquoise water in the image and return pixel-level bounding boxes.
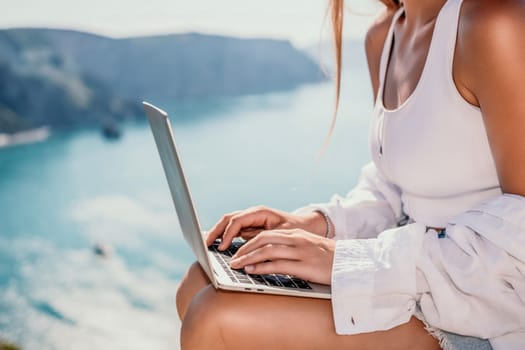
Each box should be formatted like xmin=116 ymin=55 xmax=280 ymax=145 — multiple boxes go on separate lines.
xmin=0 ymin=66 xmax=373 ymax=348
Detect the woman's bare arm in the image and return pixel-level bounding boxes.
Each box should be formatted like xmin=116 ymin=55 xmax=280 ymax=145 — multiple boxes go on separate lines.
xmin=457 ymin=0 xmax=525 ymax=195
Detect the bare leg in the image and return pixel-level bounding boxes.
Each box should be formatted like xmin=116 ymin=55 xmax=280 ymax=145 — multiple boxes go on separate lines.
xmin=176 ymin=262 xmax=211 ymax=320
xmin=177 ymin=263 xmax=441 ymax=350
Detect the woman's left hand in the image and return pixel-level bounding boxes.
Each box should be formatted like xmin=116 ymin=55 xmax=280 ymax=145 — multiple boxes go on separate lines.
xmin=229 ymin=229 xmax=335 ymax=285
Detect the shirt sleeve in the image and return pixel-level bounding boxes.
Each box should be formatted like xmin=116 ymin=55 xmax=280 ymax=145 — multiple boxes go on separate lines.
xmin=329 ymin=194 xmax=525 ymax=349
xmin=330 ymin=222 xmax=426 ymax=334
xmin=294 ymin=162 xmax=403 ymax=240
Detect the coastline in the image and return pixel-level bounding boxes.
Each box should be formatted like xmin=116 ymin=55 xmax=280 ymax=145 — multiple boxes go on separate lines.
xmin=0 ymin=127 xmax=51 ymax=148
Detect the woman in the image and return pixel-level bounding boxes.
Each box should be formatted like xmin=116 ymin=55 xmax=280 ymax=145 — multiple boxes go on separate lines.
xmin=176 ymin=0 xmax=525 ymax=349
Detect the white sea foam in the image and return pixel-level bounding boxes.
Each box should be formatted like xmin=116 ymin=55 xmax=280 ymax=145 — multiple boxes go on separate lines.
xmin=0 ymin=236 xmax=182 ymax=349
xmin=70 ymin=194 xmax=179 ymax=248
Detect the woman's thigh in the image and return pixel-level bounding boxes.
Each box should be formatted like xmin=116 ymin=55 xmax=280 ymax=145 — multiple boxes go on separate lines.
xmin=176 ymin=262 xmax=211 ymax=320
xmin=178 ymin=263 xmax=441 ymax=350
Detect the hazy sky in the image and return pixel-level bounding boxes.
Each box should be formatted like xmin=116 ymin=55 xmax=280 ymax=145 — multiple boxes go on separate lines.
xmin=1 ymin=0 xmax=383 ymax=47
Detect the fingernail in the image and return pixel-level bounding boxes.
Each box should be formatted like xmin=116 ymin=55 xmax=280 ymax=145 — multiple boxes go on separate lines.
xmin=230 ymin=258 xmax=239 ymax=267
xmin=245 ymin=265 xmax=254 ymax=273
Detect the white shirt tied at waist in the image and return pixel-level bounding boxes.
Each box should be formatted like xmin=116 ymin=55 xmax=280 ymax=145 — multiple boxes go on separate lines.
xmin=295 ymin=162 xmax=525 ymax=350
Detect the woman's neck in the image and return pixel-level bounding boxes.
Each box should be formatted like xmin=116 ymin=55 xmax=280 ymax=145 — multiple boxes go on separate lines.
xmin=400 ymin=0 xmax=447 ymax=27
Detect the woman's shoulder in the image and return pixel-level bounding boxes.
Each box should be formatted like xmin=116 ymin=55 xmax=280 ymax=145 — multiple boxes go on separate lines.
xmin=455 ymin=0 xmax=525 ymax=102
xmin=458 ymin=0 xmax=525 ymax=51
xmin=365 ymin=6 xmax=397 ymax=51
xmin=365 ymin=7 xmax=399 ymax=98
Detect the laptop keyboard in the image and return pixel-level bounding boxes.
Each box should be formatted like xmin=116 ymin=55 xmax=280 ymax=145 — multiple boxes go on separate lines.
xmin=209 ymin=240 xmax=312 ymax=290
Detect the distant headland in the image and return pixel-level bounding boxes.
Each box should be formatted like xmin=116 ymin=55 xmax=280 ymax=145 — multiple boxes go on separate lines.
xmin=0 ymin=29 xmax=325 ymax=134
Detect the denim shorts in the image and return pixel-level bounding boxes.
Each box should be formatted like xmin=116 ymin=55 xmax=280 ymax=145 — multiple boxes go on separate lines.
xmin=415 ymin=305 xmax=493 ymax=350
xmin=439 ymin=330 xmax=493 ymax=350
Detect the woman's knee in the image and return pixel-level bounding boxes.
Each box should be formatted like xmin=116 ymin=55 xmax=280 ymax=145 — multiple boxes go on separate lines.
xmin=176 ymin=262 xmax=210 ymax=321
xmin=180 ymin=286 xmax=232 ymax=350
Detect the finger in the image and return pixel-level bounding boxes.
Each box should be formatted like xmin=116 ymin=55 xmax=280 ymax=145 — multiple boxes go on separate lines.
xmin=243 ymin=260 xmax=304 ymax=278
xmin=233 ymin=230 xmax=296 ymax=257
xmin=230 ymin=243 xmax=299 ymax=269
xmin=239 ymin=228 xmax=264 ymax=240
xmin=205 ymin=211 xmax=240 ymax=246
xmin=219 ymin=211 xmax=276 ymax=250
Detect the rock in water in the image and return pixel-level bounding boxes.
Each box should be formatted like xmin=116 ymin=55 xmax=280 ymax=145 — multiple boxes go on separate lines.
xmin=93 ymin=242 xmax=113 ymax=258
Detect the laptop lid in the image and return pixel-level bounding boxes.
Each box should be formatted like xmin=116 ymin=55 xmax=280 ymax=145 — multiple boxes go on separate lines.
xmin=143 ymin=102 xmax=216 ymax=285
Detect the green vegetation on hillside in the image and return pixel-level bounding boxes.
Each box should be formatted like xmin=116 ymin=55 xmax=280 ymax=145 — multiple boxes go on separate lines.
xmin=0 ymin=338 xmax=22 ymax=350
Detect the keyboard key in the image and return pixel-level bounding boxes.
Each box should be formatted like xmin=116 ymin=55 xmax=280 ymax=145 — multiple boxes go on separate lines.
xmin=295 ymin=281 xmax=312 ymax=290
xmin=279 ymin=278 xmax=298 ymax=288
xmin=263 ymin=275 xmax=283 ymax=287
xmin=250 ymin=275 xmax=266 ymax=285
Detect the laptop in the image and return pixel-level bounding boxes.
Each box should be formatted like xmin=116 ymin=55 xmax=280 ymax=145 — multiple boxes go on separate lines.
xmin=143 ymin=102 xmax=331 ymax=299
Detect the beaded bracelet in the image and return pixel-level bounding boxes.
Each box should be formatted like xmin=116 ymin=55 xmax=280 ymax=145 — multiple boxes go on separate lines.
xmin=314 ymin=210 xmax=333 ymax=238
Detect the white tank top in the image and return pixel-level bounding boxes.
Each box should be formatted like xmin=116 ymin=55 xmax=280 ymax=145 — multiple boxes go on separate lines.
xmin=370 ymin=0 xmax=502 ymax=228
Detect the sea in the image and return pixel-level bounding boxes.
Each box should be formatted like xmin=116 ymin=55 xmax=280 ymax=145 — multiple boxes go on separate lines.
xmin=0 ymin=60 xmax=374 ymax=349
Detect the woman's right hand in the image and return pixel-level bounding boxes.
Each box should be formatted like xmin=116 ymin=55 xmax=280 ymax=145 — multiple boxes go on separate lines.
xmin=205 ymin=206 xmax=328 ymax=250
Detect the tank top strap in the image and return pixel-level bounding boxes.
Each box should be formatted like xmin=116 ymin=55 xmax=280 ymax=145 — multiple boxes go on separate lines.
xmin=378 ymin=7 xmax=405 ymax=89
xmin=377 ymin=0 xmax=466 ymax=107
xmin=423 ymin=0 xmax=465 ymax=77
